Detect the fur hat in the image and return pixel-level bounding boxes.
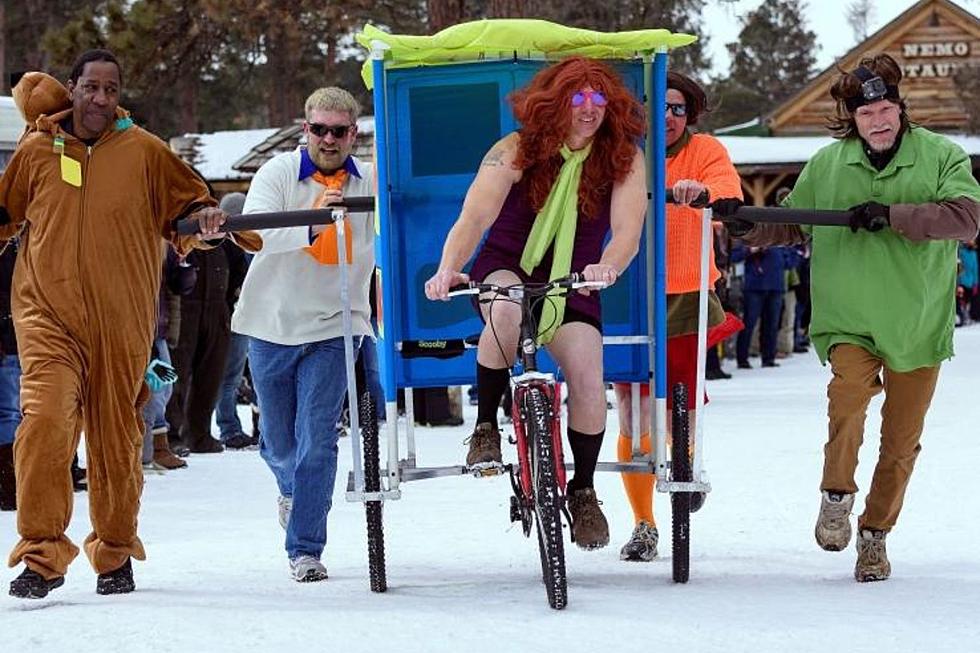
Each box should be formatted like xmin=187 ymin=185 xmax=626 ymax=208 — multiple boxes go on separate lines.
xmin=12 ymin=72 xmax=71 ymax=126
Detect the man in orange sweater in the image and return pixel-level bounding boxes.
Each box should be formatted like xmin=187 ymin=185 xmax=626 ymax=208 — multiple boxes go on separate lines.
xmin=614 ymin=72 xmax=743 ymax=561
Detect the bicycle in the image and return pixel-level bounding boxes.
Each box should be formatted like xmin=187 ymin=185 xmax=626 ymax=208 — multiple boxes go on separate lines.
xmin=446 ymin=273 xmax=607 ymax=610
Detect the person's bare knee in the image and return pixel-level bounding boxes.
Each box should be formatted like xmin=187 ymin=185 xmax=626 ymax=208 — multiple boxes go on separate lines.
xmin=477 ymin=270 xmax=522 ymax=368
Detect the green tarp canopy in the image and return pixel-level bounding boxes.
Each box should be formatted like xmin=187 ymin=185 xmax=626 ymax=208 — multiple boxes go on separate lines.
xmin=355 ymin=19 xmax=697 ymax=88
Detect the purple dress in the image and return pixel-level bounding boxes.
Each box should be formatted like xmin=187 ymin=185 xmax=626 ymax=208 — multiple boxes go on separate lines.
xmin=468 ymin=178 xmax=612 ymax=329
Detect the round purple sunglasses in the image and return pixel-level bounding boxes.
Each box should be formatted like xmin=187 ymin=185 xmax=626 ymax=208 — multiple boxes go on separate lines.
xmin=571 ymin=90 xmax=608 ymax=107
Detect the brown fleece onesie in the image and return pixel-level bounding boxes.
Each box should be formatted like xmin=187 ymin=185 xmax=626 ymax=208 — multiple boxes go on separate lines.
xmin=0 ymin=73 xmax=260 ymax=579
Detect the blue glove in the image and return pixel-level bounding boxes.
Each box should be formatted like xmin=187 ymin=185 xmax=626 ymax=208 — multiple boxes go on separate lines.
xmin=145 ymin=359 xmax=177 ymax=392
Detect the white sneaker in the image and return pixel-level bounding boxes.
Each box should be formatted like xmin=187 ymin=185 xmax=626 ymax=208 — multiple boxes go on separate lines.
xmin=289 ymin=555 xmax=328 ymax=582
xmin=278 ymin=495 xmax=292 ymax=530
xmin=815 ymin=491 xmax=855 ymax=551
xmin=619 ymin=521 xmax=659 ymax=562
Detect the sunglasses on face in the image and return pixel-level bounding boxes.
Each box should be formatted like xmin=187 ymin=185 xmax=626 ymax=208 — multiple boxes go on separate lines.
xmin=307 ymin=123 xmax=353 ymax=138
xmin=666 ymin=103 xmax=688 ymax=117
xmin=571 ymin=90 xmax=608 ymax=107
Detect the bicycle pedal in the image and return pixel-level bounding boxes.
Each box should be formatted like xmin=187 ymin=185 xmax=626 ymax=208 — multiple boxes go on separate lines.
xmin=467 ymin=462 xmax=506 ymax=477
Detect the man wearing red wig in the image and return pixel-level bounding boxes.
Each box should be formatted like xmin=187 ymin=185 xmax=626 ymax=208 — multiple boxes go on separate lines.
xmin=425 ymin=57 xmax=648 ymax=550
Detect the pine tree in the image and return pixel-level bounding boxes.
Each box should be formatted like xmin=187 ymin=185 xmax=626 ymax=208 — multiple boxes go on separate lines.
xmin=726 ymin=0 xmax=817 ymax=105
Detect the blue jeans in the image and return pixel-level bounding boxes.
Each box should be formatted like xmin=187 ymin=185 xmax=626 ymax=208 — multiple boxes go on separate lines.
xmin=0 ymin=354 xmax=21 ymax=446
xmin=359 ymin=335 xmax=386 ymax=421
xmin=737 ymin=290 xmax=784 ymax=365
xmin=142 ymin=339 xmax=174 ymax=463
xmin=249 ymin=335 xmax=361 ymax=560
xmin=216 ymin=332 xmax=249 ymax=441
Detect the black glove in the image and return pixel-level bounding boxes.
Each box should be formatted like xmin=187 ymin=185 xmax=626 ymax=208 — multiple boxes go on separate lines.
xmin=848 ymin=201 xmax=890 ymax=233
xmin=710 ymin=198 xmax=743 ymax=218
xmin=710 ymin=198 xmax=753 ymax=237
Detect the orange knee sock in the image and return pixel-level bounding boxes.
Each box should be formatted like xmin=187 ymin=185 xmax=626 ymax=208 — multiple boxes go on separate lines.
xmin=617 ymin=433 xmax=654 ymax=525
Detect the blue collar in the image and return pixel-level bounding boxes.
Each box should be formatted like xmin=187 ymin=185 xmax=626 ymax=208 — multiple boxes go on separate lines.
xmin=298 ymin=148 xmax=361 ymax=181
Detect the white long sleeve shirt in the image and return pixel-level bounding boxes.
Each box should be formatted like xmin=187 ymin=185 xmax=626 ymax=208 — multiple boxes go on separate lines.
xmin=231 ymin=148 xmax=375 ymax=345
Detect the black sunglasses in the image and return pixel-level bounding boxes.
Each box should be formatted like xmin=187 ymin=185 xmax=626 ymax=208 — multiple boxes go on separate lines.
xmin=666 ymin=103 xmax=688 ymax=117
xmin=307 ymin=123 xmax=354 ymax=138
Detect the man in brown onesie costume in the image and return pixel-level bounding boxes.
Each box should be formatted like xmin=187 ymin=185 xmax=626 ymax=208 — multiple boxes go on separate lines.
xmin=1 ymin=50 xmax=260 ymax=599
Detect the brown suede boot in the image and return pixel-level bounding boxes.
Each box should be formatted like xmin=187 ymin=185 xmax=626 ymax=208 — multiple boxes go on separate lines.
xmin=153 ymin=431 xmax=187 ymax=469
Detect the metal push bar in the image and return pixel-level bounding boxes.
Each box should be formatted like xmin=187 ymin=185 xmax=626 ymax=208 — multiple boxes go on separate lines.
xmin=174 ymin=196 xmax=376 ymax=235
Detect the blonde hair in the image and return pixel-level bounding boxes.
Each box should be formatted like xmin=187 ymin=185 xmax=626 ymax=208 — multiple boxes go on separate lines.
xmin=304 ymin=87 xmax=361 ymax=122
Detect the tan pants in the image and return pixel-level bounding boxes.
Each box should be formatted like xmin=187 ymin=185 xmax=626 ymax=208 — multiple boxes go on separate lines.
xmin=823 ymin=344 xmax=940 ymax=532
xmin=8 ymin=330 xmax=148 ymax=580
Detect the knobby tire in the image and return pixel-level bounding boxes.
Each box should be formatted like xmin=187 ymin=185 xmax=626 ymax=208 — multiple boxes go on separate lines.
xmin=671 ymin=383 xmax=692 ymax=584
xmin=525 ymin=387 xmax=568 ymax=610
xmin=360 ymin=390 xmax=387 ymax=593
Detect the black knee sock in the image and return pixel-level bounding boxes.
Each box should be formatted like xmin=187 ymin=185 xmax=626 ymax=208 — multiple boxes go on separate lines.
xmin=476 ymin=363 xmax=510 ymax=429
xmin=566 ymin=427 xmax=605 ymax=494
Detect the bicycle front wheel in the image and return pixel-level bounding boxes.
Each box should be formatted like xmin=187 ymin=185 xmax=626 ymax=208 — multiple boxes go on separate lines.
xmin=525 ymin=386 xmax=568 ymax=610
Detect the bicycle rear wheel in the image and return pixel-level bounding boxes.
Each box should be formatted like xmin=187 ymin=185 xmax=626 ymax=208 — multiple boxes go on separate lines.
xmin=671 ymin=382 xmax=691 ymax=584
xmin=525 ymin=386 xmax=568 ymax=610
xmin=360 ymin=389 xmax=387 ymax=593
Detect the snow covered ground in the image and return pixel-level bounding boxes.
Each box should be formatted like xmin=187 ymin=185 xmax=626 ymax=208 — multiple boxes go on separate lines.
xmin=3 ymin=328 xmax=980 ymax=652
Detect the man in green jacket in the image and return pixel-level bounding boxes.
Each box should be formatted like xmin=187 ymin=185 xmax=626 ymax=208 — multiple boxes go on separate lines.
xmin=723 ymin=53 xmax=980 ymax=582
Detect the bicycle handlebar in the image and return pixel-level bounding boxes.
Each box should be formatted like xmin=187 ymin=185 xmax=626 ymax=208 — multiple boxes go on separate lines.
xmin=175 ymin=196 xmax=376 ymax=235
xmin=446 ymin=273 xmax=608 ymax=299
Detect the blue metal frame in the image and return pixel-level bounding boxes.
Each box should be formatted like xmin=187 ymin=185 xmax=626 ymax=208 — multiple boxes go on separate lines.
xmin=370 ymin=54 xmax=670 ymax=404
xmin=652 ymin=52 xmax=668 ymax=402
xmin=371 ymin=54 xmax=398 ymax=403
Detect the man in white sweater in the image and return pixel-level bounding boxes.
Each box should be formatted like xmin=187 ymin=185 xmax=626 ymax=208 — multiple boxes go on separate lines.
xmin=232 ymin=87 xmax=375 ymax=582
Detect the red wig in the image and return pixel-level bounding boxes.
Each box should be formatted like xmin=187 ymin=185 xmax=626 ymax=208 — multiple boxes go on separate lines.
xmin=510 ymin=57 xmax=646 ymax=219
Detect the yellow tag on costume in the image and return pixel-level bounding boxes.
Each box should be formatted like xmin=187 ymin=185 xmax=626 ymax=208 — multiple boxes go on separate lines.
xmin=60 ymin=154 xmax=82 ymax=187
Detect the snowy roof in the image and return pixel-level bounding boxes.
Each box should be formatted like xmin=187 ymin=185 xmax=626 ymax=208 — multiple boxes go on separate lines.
xmin=718 ymin=133 xmax=980 ymax=166
xmin=0 ymin=96 xmax=26 ymax=146
xmin=171 ymin=128 xmax=279 ymax=181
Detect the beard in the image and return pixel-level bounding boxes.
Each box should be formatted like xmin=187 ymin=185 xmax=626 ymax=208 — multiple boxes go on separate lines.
xmin=309 ymin=147 xmax=346 ymax=173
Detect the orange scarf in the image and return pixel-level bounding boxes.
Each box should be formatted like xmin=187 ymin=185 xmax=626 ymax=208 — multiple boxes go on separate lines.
xmin=305 ymin=168 xmax=352 ymax=265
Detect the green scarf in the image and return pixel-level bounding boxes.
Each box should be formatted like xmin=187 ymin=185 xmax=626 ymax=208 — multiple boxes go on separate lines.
xmin=519 ymin=142 xmax=591 ymax=344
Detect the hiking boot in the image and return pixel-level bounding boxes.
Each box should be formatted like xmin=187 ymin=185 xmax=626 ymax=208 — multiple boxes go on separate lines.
xmin=223 ymin=433 xmax=254 ymax=450
xmin=567 ymin=487 xmax=610 ymax=550
xmin=690 ymin=491 xmax=707 ymax=513
xmin=464 ymin=422 xmax=502 ymax=466
xmin=619 ymin=521 xmax=658 ymax=561
xmin=855 ymin=529 xmax=890 ymax=582
xmin=142 ymin=460 xmax=168 ymax=475
xmin=278 ymin=495 xmax=293 ymax=530
xmin=0 ymin=443 xmax=15 ymax=511
xmin=153 ymin=433 xmax=187 ymax=469
xmin=289 ymin=555 xmax=328 ymax=582
xmin=71 ymin=457 xmax=87 ymax=492
xmin=189 ymin=437 xmax=224 ymax=454
xmin=97 ymin=559 xmax=135 ymax=595
xmin=9 ymin=567 xmax=64 ymax=599
xmin=815 ymin=491 xmax=855 ymax=551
